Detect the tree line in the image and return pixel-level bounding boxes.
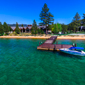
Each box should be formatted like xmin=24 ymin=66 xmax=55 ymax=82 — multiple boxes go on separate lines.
xmin=0 ymin=3 xmax=85 ymax=35
xmin=0 ymin=22 xmax=12 ymax=35
xmin=32 ymin=3 xmax=85 ymax=34
xmin=0 ymin=22 xmax=20 ymax=35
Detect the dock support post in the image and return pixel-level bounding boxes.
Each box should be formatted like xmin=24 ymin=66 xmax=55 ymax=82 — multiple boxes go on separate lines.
xmin=39 ymin=42 xmax=40 ymax=45
xmin=75 ymin=43 xmax=76 ymax=47
xmin=54 ymin=44 xmax=56 ymax=51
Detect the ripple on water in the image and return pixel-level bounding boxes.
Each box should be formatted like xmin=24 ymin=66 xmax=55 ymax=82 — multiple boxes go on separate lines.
xmin=0 ymin=39 xmax=85 ymax=85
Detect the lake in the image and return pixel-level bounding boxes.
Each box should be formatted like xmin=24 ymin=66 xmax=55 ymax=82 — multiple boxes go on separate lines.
xmin=0 ymin=39 xmax=85 ymax=85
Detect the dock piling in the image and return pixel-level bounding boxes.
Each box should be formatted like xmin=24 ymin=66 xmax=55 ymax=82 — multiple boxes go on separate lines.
xmin=39 ymin=42 xmax=40 ymax=45
xmin=75 ymin=43 xmax=77 ymax=47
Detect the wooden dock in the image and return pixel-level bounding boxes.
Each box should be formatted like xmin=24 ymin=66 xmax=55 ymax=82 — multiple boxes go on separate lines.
xmin=37 ymin=36 xmax=73 ymax=51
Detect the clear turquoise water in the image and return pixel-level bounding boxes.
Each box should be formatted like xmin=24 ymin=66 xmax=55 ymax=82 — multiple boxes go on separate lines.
xmin=0 ymin=39 xmax=85 ymax=85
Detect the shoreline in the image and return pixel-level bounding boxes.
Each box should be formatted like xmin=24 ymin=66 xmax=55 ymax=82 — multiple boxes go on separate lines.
xmin=0 ymin=36 xmax=85 ymax=40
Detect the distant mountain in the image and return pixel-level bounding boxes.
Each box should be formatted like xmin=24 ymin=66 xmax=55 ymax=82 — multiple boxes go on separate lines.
xmin=8 ymin=24 xmax=31 ymax=27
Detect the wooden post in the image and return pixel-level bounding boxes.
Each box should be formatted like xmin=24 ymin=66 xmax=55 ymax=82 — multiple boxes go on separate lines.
xmin=39 ymin=42 xmax=40 ymax=45
xmin=75 ymin=43 xmax=76 ymax=47
xmin=54 ymin=44 xmax=56 ymax=51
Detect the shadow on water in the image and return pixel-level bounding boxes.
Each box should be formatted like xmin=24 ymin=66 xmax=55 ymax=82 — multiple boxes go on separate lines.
xmin=38 ymin=50 xmax=84 ymax=60
xmin=59 ymin=51 xmax=84 ymax=60
xmin=52 ymin=51 xmax=84 ymax=60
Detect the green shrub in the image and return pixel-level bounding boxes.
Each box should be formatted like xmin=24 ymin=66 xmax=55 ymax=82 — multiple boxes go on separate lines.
xmin=41 ymin=30 xmax=44 ymax=34
xmin=38 ymin=29 xmax=42 ymax=34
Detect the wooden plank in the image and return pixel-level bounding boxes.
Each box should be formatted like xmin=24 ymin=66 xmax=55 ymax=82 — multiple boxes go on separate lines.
xmin=37 ymin=36 xmax=73 ymax=51
xmin=45 ymin=40 xmax=53 ymax=44
xmin=37 ymin=47 xmax=48 ymax=50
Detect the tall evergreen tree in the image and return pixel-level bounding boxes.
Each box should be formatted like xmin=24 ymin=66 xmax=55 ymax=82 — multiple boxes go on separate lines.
xmin=9 ymin=26 xmax=13 ymax=31
xmin=82 ymin=13 xmax=85 ymax=26
xmin=83 ymin=14 xmax=85 ymax=19
xmin=3 ymin=22 xmax=9 ymax=35
xmin=47 ymin=12 xmax=54 ymax=25
xmin=40 ymin=3 xmax=54 ymax=34
xmin=68 ymin=21 xmax=78 ymax=33
xmin=72 ymin=12 xmax=81 ymax=32
xmin=0 ymin=22 xmax=4 ymax=35
xmin=73 ymin=12 xmax=80 ymax=21
xmin=15 ymin=22 xmax=20 ymax=34
xmin=31 ymin=20 xmax=38 ymax=35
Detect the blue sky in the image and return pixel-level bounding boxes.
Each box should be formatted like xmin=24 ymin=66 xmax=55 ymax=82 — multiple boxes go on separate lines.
xmin=0 ymin=0 xmax=85 ymax=25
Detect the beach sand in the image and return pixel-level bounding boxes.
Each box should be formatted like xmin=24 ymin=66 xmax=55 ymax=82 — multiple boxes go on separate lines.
xmin=58 ymin=35 xmax=85 ymax=40
xmin=0 ymin=35 xmax=85 ymax=40
xmin=0 ymin=36 xmax=51 ymax=39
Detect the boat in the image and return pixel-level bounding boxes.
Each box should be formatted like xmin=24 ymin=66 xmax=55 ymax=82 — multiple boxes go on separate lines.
xmin=60 ymin=47 xmax=85 ymax=56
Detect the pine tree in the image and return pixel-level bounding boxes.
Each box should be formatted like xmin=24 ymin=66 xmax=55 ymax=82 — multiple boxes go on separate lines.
xmin=82 ymin=13 xmax=85 ymax=26
xmin=68 ymin=22 xmax=75 ymax=32
xmin=3 ymin=22 xmax=9 ymax=35
xmin=38 ymin=29 xmax=42 ymax=34
xmin=72 ymin=12 xmax=81 ymax=32
xmin=40 ymin=3 xmax=54 ymax=34
xmin=15 ymin=22 xmax=20 ymax=34
xmin=47 ymin=12 xmax=54 ymax=25
xmin=73 ymin=12 xmax=80 ymax=21
xmin=41 ymin=30 xmax=44 ymax=34
xmin=9 ymin=26 xmax=13 ymax=31
xmin=0 ymin=22 xmax=4 ymax=35
xmin=31 ymin=20 xmax=38 ymax=35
